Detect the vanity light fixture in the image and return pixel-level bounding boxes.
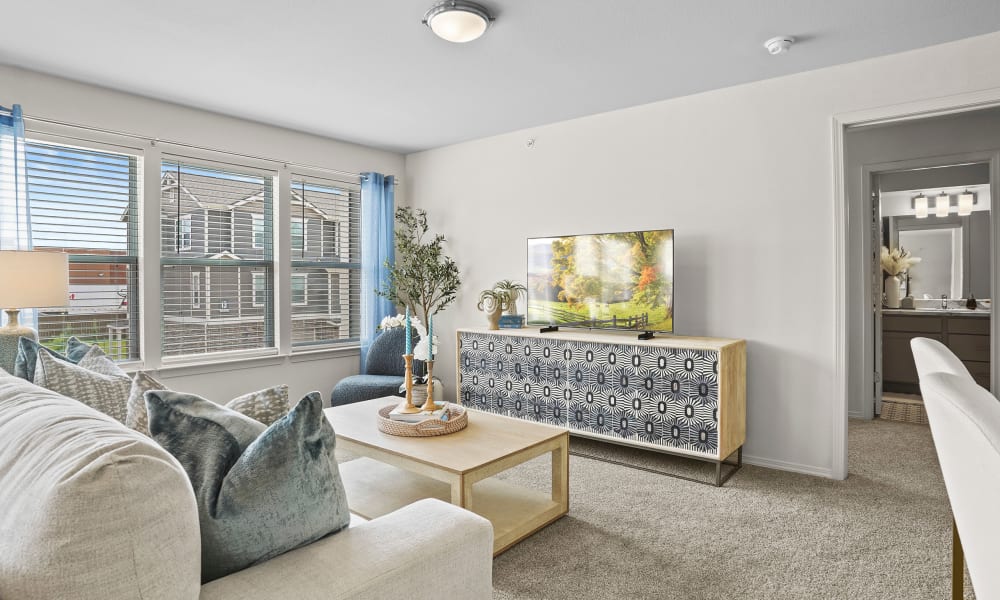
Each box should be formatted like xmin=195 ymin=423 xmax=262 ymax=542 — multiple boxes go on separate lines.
xmin=958 ymin=191 xmax=975 ymax=216
xmin=935 ymin=192 xmax=950 ymax=217
xmin=914 ymin=194 xmax=928 ymax=219
xmin=423 ymin=1 xmax=494 ymax=43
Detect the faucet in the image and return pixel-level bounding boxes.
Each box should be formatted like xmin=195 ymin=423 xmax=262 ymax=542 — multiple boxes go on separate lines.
xmin=941 ymin=294 xmax=948 ymax=309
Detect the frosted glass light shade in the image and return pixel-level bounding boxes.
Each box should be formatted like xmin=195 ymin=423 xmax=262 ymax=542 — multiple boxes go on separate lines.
xmin=914 ymin=195 xmax=928 ymax=219
xmin=958 ymin=192 xmax=974 ymax=216
xmin=423 ymin=1 xmax=492 ymax=43
xmin=935 ymin=193 xmax=950 ymax=217
xmin=0 ymin=251 xmax=69 ymax=308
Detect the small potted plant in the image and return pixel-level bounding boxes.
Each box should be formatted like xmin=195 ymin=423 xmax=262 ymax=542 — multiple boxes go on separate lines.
xmin=477 ymin=289 xmax=510 ymax=330
xmin=493 ymin=279 xmax=527 ymax=315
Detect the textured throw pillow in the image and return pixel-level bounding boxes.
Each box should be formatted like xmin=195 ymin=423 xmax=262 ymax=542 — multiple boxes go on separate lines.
xmin=35 ymin=346 xmax=131 ymax=423
xmin=147 ymin=390 xmax=349 ymax=582
xmin=13 ymin=336 xmax=91 ymax=382
xmin=126 ymin=375 xmax=290 ymax=436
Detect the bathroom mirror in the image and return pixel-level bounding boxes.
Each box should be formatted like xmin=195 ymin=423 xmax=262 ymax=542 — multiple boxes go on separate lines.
xmin=886 ymin=213 xmax=990 ymax=299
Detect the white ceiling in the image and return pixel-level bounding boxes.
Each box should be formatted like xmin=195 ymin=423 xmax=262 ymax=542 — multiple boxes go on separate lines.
xmin=2 ymin=1 xmax=999 ymax=154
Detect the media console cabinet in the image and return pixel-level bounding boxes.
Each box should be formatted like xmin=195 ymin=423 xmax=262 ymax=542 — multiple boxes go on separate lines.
xmin=456 ymin=327 xmax=746 ymax=486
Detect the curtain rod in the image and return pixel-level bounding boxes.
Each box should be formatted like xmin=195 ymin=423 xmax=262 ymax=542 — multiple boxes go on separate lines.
xmin=21 ymin=113 xmax=399 ymax=184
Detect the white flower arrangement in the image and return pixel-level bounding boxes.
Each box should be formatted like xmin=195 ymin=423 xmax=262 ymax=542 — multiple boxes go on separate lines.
xmin=880 ymin=246 xmax=921 ymax=276
xmin=378 ymin=313 xmax=439 ymax=361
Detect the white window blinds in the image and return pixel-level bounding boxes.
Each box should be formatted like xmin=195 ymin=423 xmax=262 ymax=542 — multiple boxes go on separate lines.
xmin=160 ymin=158 xmax=274 ymax=358
xmin=290 ymin=175 xmax=360 ymax=347
xmin=23 ymin=140 xmax=140 ymax=361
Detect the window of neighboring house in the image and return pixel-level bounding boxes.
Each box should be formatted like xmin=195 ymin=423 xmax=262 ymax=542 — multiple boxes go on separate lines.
xmin=252 ymin=272 xmax=268 ymax=307
xmin=291 ymin=218 xmax=306 ymax=255
xmin=191 ymin=271 xmax=203 ymax=309
xmin=161 ymin=158 xmax=274 ymax=358
xmin=252 ymin=214 xmax=265 ymax=249
xmin=291 ymin=273 xmax=308 ymax=306
xmin=290 ymin=176 xmax=359 ymax=348
xmin=322 ymin=220 xmax=338 ymax=259
xmin=178 ymin=215 xmax=192 ymax=251
xmin=17 ymin=139 xmax=141 ymax=362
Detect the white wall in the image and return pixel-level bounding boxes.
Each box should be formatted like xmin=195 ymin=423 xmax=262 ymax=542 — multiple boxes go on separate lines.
xmin=406 ymin=31 xmax=1000 ymax=478
xmin=0 ymin=64 xmax=405 ymax=404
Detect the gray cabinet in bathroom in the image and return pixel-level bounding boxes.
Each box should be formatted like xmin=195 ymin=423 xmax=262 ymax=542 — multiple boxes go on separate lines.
xmin=882 ymin=312 xmax=990 ymax=394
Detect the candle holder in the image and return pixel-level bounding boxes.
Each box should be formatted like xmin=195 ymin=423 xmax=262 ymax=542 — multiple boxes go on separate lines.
xmin=420 ymin=359 xmax=437 ymax=412
xmin=397 ymin=354 xmax=422 ymax=414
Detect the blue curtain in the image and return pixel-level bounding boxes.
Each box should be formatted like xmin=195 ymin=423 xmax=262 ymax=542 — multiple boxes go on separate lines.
xmin=360 ymin=172 xmax=396 ymax=373
xmin=0 ymin=104 xmax=28 ymax=251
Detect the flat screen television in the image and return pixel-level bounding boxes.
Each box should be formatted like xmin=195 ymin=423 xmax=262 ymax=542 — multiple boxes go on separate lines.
xmin=527 ymin=229 xmax=674 ymax=333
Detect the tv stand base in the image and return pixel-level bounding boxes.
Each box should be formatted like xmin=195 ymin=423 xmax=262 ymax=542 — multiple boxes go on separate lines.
xmin=638 ymin=331 xmax=655 ymax=340
xmin=539 ymin=326 xmax=559 ymax=333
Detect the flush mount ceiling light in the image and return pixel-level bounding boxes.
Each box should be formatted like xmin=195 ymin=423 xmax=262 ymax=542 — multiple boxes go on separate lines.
xmin=423 ymin=1 xmax=494 ymax=43
xmin=764 ymin=36 xmax=795 ymax=55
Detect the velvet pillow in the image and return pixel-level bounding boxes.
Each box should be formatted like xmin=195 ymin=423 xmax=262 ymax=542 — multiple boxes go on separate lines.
xmin=146 ymin=390 xmax=349 ymax=582
xmin=13 ymin=336 xmax=91 ymax=382
xmin=126 ymin=374 xmax=290 ymax=436
xmin=34 ymin=346 xmax=131 ymax=423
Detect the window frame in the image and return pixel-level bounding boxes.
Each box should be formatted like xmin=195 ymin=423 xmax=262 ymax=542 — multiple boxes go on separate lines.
xmin=18 ymin=132 xmax=143 ymax=364
xmin=252 ymin=271 xmax=267 ymax=307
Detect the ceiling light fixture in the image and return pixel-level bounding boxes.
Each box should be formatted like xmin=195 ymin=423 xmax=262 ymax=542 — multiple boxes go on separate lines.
xmin=764 ymin=36 xmax=795 ymax=55
xmin=958 ymin=191 xmax=975 ymax=216
xmin=935 ymin=192 xmax=950 ymax=217
xmin=914 ymin=194 xmax=928 ymax=219
xmin=423 ymin=1 xmax=494 ymax=43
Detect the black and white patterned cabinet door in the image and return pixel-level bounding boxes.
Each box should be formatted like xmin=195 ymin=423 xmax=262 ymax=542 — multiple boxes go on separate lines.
xmin=458 ymin=333 xmax=720 ymax=456
xmin=458 ymin=332 xmax=568 ymax=426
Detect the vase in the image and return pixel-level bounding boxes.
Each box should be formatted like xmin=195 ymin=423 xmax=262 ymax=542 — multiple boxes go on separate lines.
xmin=506 ymin=300 xmax=518 ymax=316
xmin=884 ymin=275 xmax=901 ymax=309
xmin=486 ymin=305 xmax=503 ymax=330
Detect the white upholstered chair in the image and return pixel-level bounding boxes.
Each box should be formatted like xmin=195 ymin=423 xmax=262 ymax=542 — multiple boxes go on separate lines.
xmin=911 ymin=337 xmax=1000 ymax=600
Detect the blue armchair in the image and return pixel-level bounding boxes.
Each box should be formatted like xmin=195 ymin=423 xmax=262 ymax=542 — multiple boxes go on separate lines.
xmin=330 ymin=327 xmax=425 ymax=407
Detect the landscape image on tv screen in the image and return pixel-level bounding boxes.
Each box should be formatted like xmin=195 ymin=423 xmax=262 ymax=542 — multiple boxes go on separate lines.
xmin=527 ymin=229 xmax=673 ymax=333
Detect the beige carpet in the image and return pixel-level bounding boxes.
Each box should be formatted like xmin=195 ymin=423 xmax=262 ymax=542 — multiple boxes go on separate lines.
xmin=340 ymin=418 xmax=974 ymax=599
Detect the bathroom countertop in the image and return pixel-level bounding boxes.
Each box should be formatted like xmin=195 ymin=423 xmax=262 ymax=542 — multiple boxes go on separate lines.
xmin=882 ymin=308 xmax=991 ymax=317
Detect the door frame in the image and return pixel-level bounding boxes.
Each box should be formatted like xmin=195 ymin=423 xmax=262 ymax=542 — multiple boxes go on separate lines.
xmin=864 ymin=153 xmax=995 ymax=421
xmin=832 ymin=88 xmax=1000 ymax=480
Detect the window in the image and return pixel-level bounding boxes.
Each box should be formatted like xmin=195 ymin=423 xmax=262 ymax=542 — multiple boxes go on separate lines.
xmin=191 ymin=271 xmax=203 ymax=309
xmin=252 ymin=214 xmax=265 ymax=249
xmin=161 ymin=158 xmax=274 ymax=358
xmin=290 ymin=176 xmax=360 ymax=348
xmin=252 ymin=272 xmax=267 ymax=307
xmin=291 ymin=217 xmax=305 ymax=255
xmin=19 ymin=140 xmax=140 ymax=362
xmin=178 ymin=215 xmax=192 ymax=250
xmin=291 ymin=273 xmax=308 ymax=306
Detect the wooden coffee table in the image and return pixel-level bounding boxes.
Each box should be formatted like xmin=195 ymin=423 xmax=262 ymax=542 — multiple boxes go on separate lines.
xmin=325 ymin=398 xmax=569 ymax=556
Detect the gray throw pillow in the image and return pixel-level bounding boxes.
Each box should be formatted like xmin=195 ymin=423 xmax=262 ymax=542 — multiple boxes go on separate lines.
xmin=146 ymin=390 xmax=349 ymax=582
xmin=126 ymin=375 xmax=290 ymax=436
xmin=34 ymin=346 xmax=131 ymax=423
xmin=13 ymin=336 xmax=91 ymax=382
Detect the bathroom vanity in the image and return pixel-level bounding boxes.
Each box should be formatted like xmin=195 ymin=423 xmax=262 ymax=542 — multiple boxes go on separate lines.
xmin=882 ymin=308 xmax=990 ymax=393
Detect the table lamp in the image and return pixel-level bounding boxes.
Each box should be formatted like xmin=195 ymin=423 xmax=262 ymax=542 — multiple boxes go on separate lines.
xmin=0 ymin=251 xmax=69 ymax=374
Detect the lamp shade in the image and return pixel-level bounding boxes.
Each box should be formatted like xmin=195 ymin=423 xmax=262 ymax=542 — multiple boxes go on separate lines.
xmin=935 ymin=193 xmax=950 ymax=217
xmin=958 ymin=192 xmax=974 ymax=216
xmin=0 ymin=251 xmax=69 ymax=308
xmin=914 ymin=195 xmax=929 ymax=219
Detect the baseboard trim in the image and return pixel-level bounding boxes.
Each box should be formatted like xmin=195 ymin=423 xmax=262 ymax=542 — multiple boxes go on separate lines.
xmin=848 ymin=410 xmax=867 ymax=419
xmin=742 ymin=454 xmax=835 ymax=480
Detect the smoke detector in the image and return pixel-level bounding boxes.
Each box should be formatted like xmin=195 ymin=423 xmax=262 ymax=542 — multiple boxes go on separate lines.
xmin=764 ymin=36 xmax=795 ymax=55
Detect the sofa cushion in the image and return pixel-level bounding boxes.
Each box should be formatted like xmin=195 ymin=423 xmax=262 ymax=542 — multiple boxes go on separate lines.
xmin=13 ymin=335 xmax=91 ymax=381
xmin=147 ymin=390 xmax=350 ymax=582
xmin=330 ymin=374 xmax=405 ymax=407
xmin=34 ymin=346 xmax=131 ymax=423
xmin=126 ymin=373 xmax=291 ymax=436
xmin=0 ymin=372 xmax=201 ymax=600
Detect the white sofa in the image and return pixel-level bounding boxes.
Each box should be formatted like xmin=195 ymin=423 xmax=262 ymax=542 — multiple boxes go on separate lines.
xmin=0 ymin=373 xmax=494 ymax=599
xmin=911 ymin=337 xmax=1000 ymax=600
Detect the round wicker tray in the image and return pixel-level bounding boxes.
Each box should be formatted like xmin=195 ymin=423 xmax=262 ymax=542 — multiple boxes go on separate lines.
xmin=376 ymin=404 xmax=468 ymax=437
